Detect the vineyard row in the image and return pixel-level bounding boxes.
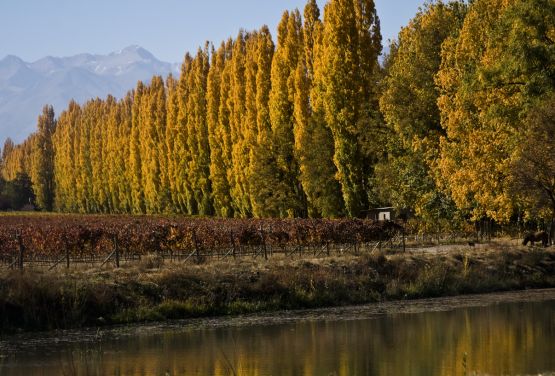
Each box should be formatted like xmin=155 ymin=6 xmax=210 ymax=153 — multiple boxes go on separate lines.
xmin=0 ymin=216 xmax=404 ymax=267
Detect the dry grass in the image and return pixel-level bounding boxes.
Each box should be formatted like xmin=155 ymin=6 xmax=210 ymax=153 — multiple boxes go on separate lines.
xmin=1 ymin=243 xmax=554 ymax=332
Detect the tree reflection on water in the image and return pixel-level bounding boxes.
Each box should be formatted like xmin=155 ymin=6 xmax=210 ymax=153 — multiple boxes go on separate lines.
xmin=1 ymin=298 xmax=554 ymax=375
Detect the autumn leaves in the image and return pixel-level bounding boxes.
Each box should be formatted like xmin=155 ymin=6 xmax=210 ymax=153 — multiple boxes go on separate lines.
xmin=1 ymin=0 xmax=553 ymax=225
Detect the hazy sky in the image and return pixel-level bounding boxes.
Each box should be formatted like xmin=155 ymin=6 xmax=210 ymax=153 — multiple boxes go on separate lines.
xmin=0 ymin=0 xmax=424 ymax=63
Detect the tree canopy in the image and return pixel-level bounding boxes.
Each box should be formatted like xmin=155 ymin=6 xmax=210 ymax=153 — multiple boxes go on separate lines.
xmin=1 ymin=0 xmax=553 ymax=228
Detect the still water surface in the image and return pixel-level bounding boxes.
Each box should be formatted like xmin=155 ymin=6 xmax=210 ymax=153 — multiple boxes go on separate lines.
xmin=1 ymin=289 xmax=554 ymax=376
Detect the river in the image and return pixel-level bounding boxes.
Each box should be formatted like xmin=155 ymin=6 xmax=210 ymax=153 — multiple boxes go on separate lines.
xmin=1 ymin=289 xmax=554 ymax=375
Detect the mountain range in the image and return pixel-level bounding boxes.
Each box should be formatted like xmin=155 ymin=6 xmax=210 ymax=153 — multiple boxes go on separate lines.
xmin=0 ymin=46 xmax=179 ymax=144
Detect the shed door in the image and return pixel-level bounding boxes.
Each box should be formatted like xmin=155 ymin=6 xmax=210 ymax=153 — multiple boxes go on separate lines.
xmin=379 ymin=211 xmax=390 ymax=221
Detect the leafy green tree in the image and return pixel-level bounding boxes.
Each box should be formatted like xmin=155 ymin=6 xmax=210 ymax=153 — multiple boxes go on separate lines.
xmin=2 ymin=172 xmax=35 ymax=210
xmin=436 ymin=0 xmax=554 ymax=222
xmin=0 ymin=175 xmax=7 ymax=210
xmin=378 ymin=1 xmax=466 ymax=219
xmin=511 ymin=95 xmax=555 ymax=240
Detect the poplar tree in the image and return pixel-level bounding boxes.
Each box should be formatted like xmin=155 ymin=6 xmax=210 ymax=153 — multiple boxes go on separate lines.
xmin=129 ymin=82 xmax=146 ymax=213
xmin=0 ymin=139 xmax=16 ymax=183
xmin=321 ymin=0 xmax=382 ymax=217
xmin=249 ymin=26 xmax=279 ymax=217
xmin=176 ymin=54 xmax=195 ymax=214
xmin=52 ymin=107 xmax=67 ymax=210
xmin=230 ymin=31 xmax=251 ymax=217
xmin=118 ymin=93 xmax=134 ymax=212
xmin=140 ymin=76 xmax=167 ymax=213
xmin=74 ymin=101 xmax=91 ymax=212
xmin=295 ymin=0 xmax=343 ymax=217
xmin=165 ymin=74 xmax=183 ymax=212
xmin=85 ymin=100 xmax=104 ymax=212
xmin=269 ymin=10 xmax=307 ymax=217
xmin=208 ymin=43 xmax=232 ymax=217
xmin=32 ymin=105 xmax=56 ymax=211
xmin=243 ymin=32 xmax=260 ymax=215
xmin=216 ymin=39 xmax=236 ymax=217
xmin=104 ymin=96 xmax=123 ymax=212
xmin=53 ymin=101 xmax=80 ymax=211
xmin=2 ymin=136 xmax=36 ymax=196
xmin=187 ymin=47 xmax=213 ymax=215
xmin=1 ymin=139 xmax=14 ymax=173
xmin=104 ymin=97 xmax=118 ymax=212
xmin=91 ymin=98 xmax=110 ymax=212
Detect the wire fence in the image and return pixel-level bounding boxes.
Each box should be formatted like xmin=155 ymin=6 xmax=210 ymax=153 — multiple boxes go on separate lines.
xmin=0 ymin=231 xmax=414 ymax=270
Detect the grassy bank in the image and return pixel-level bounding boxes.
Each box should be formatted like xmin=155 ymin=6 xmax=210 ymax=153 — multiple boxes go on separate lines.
xmin=1 ymin=243 xmax=554 ymax=333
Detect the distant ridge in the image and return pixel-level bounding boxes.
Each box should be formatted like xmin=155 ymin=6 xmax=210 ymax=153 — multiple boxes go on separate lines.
xmin=0 ymin=46 xmax=179 ymax=144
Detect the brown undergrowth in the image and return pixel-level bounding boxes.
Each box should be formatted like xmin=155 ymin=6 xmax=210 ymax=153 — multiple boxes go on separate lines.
xmin=1 ymin=244 xmax=554 ymax=333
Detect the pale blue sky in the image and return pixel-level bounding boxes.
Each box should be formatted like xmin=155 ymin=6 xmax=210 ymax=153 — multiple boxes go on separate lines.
xmin=0 ymin=0 xmax=425 ymax=63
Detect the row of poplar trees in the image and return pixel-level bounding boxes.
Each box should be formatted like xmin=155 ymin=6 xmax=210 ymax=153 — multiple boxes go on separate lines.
xmin=2 ymin=0 xmax=383 ymax=217
xmin=1 ymin=0 xmax=554 ymax=225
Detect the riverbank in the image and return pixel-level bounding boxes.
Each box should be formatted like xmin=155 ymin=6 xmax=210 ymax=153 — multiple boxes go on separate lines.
xmin=1 ymin=243 xmax=554 ymax=332
xmin=2 ymin=289 xmax=554 ymax=376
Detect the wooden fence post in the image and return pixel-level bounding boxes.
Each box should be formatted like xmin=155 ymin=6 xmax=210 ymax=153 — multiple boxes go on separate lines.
xmin=114 ymin=235 xmax=120 ymax=268
xmin=193 ymin=228 xmax=201 ymax=263
xmin=230 ymin=230 xmax=236 ymax=259
xmin=17 ymin=231 xmax=24 ymax=271
xmin=402 ymin=226 xmax=406 ymax=253
xmin=260 ymin=225 xmax=267 ymax=260
xmin=268 ymin=225 xmax=273 ymax=257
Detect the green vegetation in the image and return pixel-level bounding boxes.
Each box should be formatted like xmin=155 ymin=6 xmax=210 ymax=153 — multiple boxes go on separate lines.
xmin=0 ymin=172 xmax=35 ymax=210
xmin=1 ymin=245 xmax=554 ymax=332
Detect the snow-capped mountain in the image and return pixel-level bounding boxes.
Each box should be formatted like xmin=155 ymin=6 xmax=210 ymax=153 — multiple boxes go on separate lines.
xmin=0 ymin=46 xmax=179 ymax=144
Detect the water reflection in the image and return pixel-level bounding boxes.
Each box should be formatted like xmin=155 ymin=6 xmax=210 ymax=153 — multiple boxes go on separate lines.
xmin=1 ymin=300 xmax=554 ymax=375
